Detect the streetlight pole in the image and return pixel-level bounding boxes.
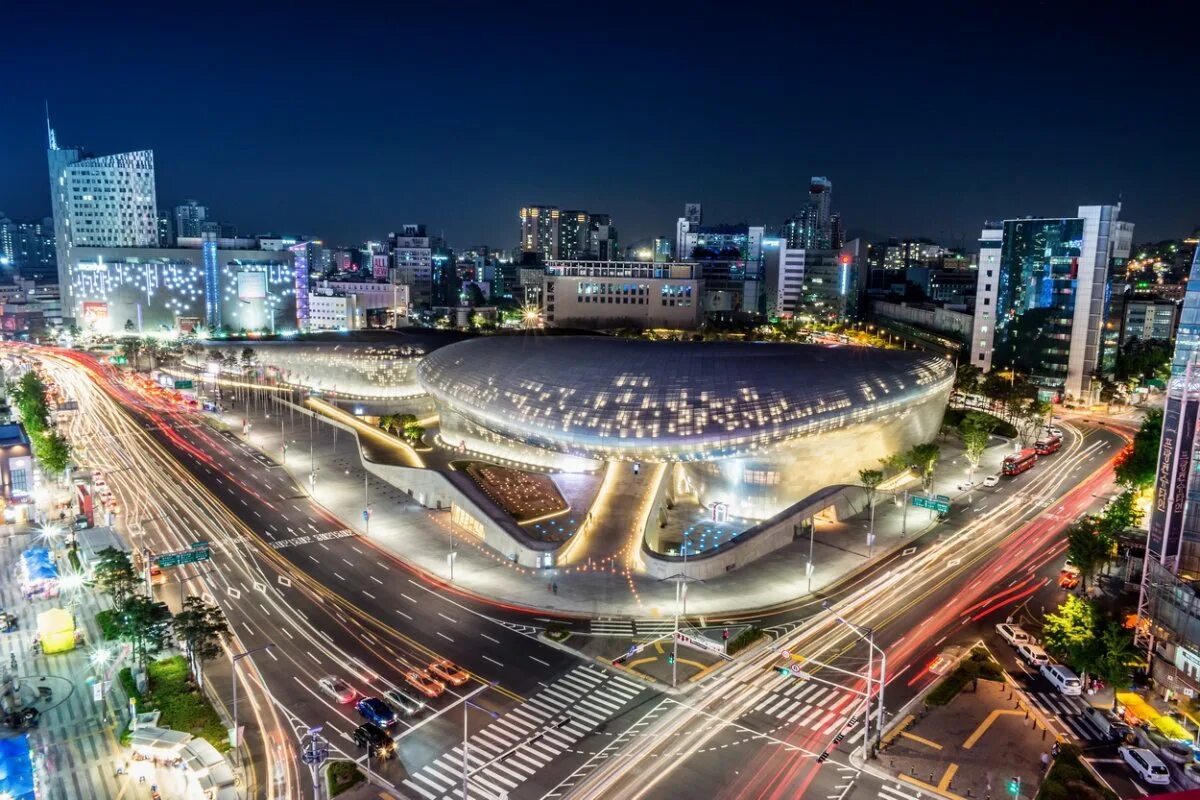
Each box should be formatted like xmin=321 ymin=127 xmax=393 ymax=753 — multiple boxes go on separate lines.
xmin=460 ymin=683 xmax=496 ymax=799
xmin=363 ymin=471 xmax=370 ymax=536
xmin=231 ymin=643 xmax=274 ymax=768
xmin=823 ymin=603 xmax=886 ymax=756
xmin=806 ymin=519 xmax=815 ymax=593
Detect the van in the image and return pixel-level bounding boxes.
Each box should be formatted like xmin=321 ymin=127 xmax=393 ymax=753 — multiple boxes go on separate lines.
xmin=1119 ymin=746 xmax=1170 ymax=785
xmin=1041 ymin=663 xmax=1083 ymax=695
xmin=1087 ymin=707 xmax=1131 ymax=743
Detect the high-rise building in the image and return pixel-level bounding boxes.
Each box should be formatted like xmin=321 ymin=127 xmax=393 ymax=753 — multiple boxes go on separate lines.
xmin=588 ymin=213 xmax=617 ymax=261
xmin=763 ymin=240 xmax=855 ymax=322
xmin=0 ymin=216 xmax=56 ymax=283
xmin=47 ymin=116 xmax=158 ymax=321
xmin=156 ymin=211 xmax=175 ymax=247
xmin=390 ymin=225 xmax=433 ymax=308
xmin=970 ymin=204 xmax=1132 ymax=401
xmin=558 ymin=211 xmax=589 ymax=260
xmin=519 ymin=206 xmax=560 ymax=260
xmin=174 ymin=200 xmax=209 ymax=239
xmin=784 ymin=178 xmax=835 ymax=250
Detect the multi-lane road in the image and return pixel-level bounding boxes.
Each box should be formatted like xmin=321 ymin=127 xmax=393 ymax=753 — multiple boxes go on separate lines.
xmin=21 ymin=344 xmax=1130 ymax=800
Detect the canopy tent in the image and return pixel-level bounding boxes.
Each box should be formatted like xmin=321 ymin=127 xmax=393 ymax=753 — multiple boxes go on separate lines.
xmin=36 ymin=607 xmax=75 ymax=654
xmin=20 ymin=547 xmax=59 ymax=597
xmin=182 ymin=737 xmax=236 ymax=795
xmin=129 ymin=726 xmax=192 ymax=759
xmin=0 ymin=734 xmax=36 ymax=800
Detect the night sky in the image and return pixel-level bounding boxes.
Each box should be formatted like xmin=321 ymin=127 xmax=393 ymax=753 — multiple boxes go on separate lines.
xmin=3 ymin=2 xmax=1197 ymax=249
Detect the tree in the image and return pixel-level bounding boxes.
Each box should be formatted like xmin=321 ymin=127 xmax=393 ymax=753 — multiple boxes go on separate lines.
xmin=1097 ymin=490 xmax=1143 ymax=538
xmin=403 ymin=422 xmax=425 ymax=444
xmin=36 ymin=430 xmax=71 ymax=476
xmin=378 ymin=414 xmax=397 ymax=435
xmin=93 ymin=547 xmax=140 ymax=605
xmin=1013 ymin=398 xmax=1051 ymax=448
xmin=859 ymin=469 xmax=884 ymax=550
xmin=1115 ymin=408 xmax=1163 ymax=489
xmin=954 ymin=364 xmax=983 ymax=401
xmin=124 ymin=319 xmax=136 ymax=332
xmin=1065 ymin=521 xmax=1111 ymax=589
xmin=114 ymin=595 xmax=173 ymax=666
xmin=121 ymin=337 xmax=144 ymax=369
xmin=959 ymin=411 xmax=997 ymax=483
xmin=1042 ymin=595 xmax=1098 ymax=663
xmin=879 ymin=453 xmax=909 ymax=478
xmin=907 ymin=442 xmax=940 ymax=492
xmin=1091 ymin=623 xmax=1137 ymax=690
xmin=173 ymin=597 xmax=230 ymax=688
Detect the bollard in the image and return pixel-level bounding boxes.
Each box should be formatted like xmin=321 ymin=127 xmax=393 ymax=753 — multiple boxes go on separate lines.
xmin=929 ymin=774 xmax=934 ymax=783
xmin=1024 ymin=709 xmax=1029 ymax=720
xmin=911 ymin=767 xmax=916 ymax=776
xmin=1042 ymin=728 xmax=1046 ymax=740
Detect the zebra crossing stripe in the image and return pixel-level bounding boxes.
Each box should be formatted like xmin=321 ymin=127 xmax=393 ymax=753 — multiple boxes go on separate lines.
xmin=402 ymin=779 xmax=437 ymax=800
xmin=880 ymin=782 xmax=924 ymax=800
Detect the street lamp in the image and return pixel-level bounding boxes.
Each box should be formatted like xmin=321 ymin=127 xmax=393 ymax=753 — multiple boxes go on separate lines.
xmin=231 ymin=643 xmax=275 ymax=767
xmin=460 ymin=683 xmax=497 ymax=799
xmin=823 ymin=602 xmax=885 ymax=757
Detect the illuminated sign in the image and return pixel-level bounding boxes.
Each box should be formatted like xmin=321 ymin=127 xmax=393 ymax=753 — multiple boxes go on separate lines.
xmin=237 ymin=271 xmax=267 ymax=300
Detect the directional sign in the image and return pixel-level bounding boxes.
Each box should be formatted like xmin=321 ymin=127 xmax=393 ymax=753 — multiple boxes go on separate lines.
xmin=911 ymin=496 xmax=950 ymax=514
xmin=156 ymin=546 xmax=211 ymax=569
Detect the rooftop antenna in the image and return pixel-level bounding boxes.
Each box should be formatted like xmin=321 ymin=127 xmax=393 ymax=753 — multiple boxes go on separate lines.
xmin=45 ymin=100 xmax=57 ymax=150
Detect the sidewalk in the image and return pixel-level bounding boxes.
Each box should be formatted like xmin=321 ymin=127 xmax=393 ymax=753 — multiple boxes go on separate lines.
xmin=211 ymin=391 xmax=1013 ymax=617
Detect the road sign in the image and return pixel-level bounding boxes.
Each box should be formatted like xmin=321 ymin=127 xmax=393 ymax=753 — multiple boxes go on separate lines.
xmin=789 ymin=663 xmax=810 ymax=680
xmin=674 ymin=631 xmax=726 ymax=655
xmin=155 ymin=546 xmax=211 ymax=569
xmin=777 ymin=647 xmax=792 ymax=660
xmin=174 ymin=379 xmax=194 ymax=389
xmin=911 ymin=495 xmax=950 ymax=514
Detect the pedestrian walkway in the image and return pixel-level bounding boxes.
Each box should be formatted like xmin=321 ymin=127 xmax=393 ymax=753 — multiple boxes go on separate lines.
xmin=879 ymin=781 xmax=928 ymax=800
xmin=1025 ymin=691 xmax=1107 ymax=742
xmin=748 ymin=677 xmax=860 ymax=736
xmin=207 ymin=389 xmax=1014 ymax=617
xmin=399 ymin=664 xmax=647 ymax=800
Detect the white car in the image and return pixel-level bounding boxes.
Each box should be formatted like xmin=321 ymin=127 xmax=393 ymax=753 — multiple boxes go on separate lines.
xmin=1119 ymin=746 xmax=1170 ymax=785
xmin=317 ymin=675 xmax=357 ymax=704
xmin=1048 ymin=427 xmax=1062 ymax=437
xmin=995 ymin=623 xmax=1030 ymax=646
xmin=1016 ymin=642 xmax=1049 ymax=667
xmin=983 ymin=475 xmax=1000 ymax=487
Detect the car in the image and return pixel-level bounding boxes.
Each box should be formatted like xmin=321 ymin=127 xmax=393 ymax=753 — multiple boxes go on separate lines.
xmin=1016 ymin=642 xmax=1049 ymax=667
xmin=995 ymin=623 xmax=1030 ymax=646
xmin=1058 ymin=567 xmax=1081 ymax=590
xmin=317 ymin=675 xmax=357 ymax=704
xmin=404 ymin=670 xmax=446 ymax=699
xmin=352 ymin=722 xmax=394 ymax=759
xmin=1119 ymin=746 xmax=1170 ymax=785
xmin=383 ymin=687 xmax=426 ymax=717
xmin=428 ymin=659 xmax=470 ymax=687
xmin=983 ymin=475 xmax=1000 ymax=487
xmin=1048 ymin=427 xmax=1062 ymax=437
xmin=355 ymin=697 xmax=398 ymax=727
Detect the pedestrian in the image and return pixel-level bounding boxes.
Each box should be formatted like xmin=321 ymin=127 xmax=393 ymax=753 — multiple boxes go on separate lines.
xmin=1041 ymin=752 xmax=1050 ymax=768
xmin=552 ymin=582 xmax=558 ymax=595
xmin=8 ymin=653 xmax=14 ymax=671
xmin=722 ymin=628 xmax=730 ymax=641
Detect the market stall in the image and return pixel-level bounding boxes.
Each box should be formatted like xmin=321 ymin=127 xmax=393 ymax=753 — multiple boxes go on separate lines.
xmin=35 ymin=608 xmax=75 ymax=654
xmin=19 ymin=547 xmax=59 ymax=599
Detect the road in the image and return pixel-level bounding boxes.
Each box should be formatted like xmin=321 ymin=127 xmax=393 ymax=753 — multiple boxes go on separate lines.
xmin=562 ymin=418 xmax=1128 ymax=800
xmin=26 ymin=346 xmax=662 ymax=800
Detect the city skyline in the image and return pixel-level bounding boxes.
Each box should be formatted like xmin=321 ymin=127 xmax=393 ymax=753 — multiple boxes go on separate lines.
xmin=1 ymin=3 xmax=1197 ymax=249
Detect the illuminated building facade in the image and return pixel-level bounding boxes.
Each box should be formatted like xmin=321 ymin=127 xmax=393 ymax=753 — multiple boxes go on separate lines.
xmin=68 ymin=244 xmax=297 ymax=334
xmin=418 ymin=336 xmax=953 ymax=519
xmin=542 ymin=261 xmax=703 ymax=330
xmin=971 ymin=204 xmax=1133 ymax=401
xmin=47 ymin=116 xmax=158 ymax=320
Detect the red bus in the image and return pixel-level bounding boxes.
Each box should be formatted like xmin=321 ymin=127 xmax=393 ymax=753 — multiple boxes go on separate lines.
xmin=1002 ymin=448 xmax=1038 ymax=476
xmin=1034 ymin=435 xmax=1062 ymax=456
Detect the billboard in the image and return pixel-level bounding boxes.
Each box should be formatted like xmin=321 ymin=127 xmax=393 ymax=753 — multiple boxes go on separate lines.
xmin=1150 ymin=392 xmax=1200 ymax=566
xmin=237 ymin=271 xmax=267 ymax=300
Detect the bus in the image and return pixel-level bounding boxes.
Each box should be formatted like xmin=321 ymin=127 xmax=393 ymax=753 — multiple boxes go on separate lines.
xmin=1034 ymin=435 xmax=1062 ymax=456
xmin=1002 ymin=448 xmax=1038 ymax=477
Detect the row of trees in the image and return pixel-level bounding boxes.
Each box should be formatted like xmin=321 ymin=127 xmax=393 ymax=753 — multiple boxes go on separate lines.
xmin=1065 ymin=490 xmax=1143 ymax=589
xmin=1043 ymin=594 xmax=1137 ymax=690
xmin=93 ymin=547 xmax=229 ymax=686
xmin=953 ymin=364 xmax=1052 ymax=446
xmin=11 ymin=371 xmax=72 ymax=476
xmin=378 ymin=413 xmax=425 ymax=445
xmin=1114 ymin=408 xmax=1163 ymax=489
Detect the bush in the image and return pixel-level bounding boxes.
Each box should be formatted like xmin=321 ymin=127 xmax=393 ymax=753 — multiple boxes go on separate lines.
xmin=327 ymin=761 xmax=365 ymax=797
xmin=727 ymin=626 xmax=763 ymax=656
xmin=1036 ymin=744 xmax=1117 ymax=800
xmin=944 ymin=407 xmax=1018 ymax=439
xmin=95 ymin=609 xmax=120 ymax=641
xmin=123 ymin=656 xmax=228 ymax=752
xmin=926 ymin=648 xmax=1004 ymax=706
xmin=545 ymin=622 xmax=570 ymax=641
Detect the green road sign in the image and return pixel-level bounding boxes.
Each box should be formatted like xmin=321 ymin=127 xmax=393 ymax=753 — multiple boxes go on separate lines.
xmin=156 ymin=546 xmax=211 ymax=569
xmin=174 ymin=379 xmax=194 ymax=389
xmin=911 ymin=495 xmax=950 ymax=514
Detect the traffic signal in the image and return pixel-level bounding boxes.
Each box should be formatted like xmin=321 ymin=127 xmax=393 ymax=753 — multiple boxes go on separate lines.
xmin=667 ymin=654 xmax=675 ymax=665
xmin=1007 ymin=776 xmax=1021 ymax=797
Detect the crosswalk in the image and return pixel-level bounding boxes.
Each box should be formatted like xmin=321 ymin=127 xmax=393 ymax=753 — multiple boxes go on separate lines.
xmin=880 ymin=781 xmax=925 ymax=800
xmin=401 ymin=664 xmax=647 ymax=800
xmin=1026 ymin=691 xmax=1106 ymax=740
xmin=748 ymin=674 xmax=862 ymax=737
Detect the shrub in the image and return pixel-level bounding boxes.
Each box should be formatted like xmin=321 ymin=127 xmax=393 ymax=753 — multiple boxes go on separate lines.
xmin=1036 ymin=744 xmax=1118 ymax=800
xmin=95 ymin=609 xmax=120 ymax=641
xmin=944 ymin=407 xmax=1018 ymax=439
xmin=727 ymin=626 xmax=763 ymax=656
xmin=124 ymin=656 xmax=228 ymax=752
xmin=327 ymin=762 xmax=365 ymax=797
xmin=926 ymin=649 xmax=1004 ymax=706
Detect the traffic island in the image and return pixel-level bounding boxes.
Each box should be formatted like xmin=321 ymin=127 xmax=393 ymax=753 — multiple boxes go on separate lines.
xmin=118 ymin=655 xmax=228 ymax=752
xmin=880 ymin=658 xmax=1058 ymax=799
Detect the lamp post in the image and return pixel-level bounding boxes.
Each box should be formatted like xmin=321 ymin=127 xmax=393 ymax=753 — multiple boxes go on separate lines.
xmin=460 ymin=683 xmax=497 ymax=799
xmin=823 ymin=602 xmax=885 ymax=757
xmin=805 ymin=519 xmax=815 ymax=593
xmin=231 ymin=643 xmax=274 ymax=767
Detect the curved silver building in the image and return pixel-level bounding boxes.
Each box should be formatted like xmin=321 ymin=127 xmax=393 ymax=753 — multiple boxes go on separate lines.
xmin=418 ymin=336 xmax=954 ymax=519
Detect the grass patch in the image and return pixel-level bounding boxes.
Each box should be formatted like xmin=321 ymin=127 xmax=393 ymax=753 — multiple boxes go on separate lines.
xmin=66 ymin=545 xmax=82 ymax=574
xmin=545 ymin=622 xmax=571 ymax=641
xmin=120 ymin=656 xmax=229 ymax=752
xmin=925 ymin=648 xmax=1004 ymax=707
xmin=727 ymin=626 xmax=762 ymax=656
xmin=944 ymin=407 xmax=1018 ymax=439
xmin=327 ymin=761 xmax=365 ymax=797
xmin=95 ymin=609 xmax=121 ymax=641
xmin=1036 ymin=743 xmax=1117 ymax=800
